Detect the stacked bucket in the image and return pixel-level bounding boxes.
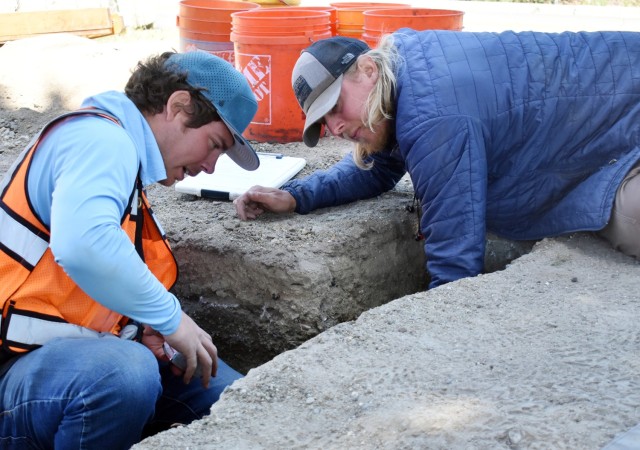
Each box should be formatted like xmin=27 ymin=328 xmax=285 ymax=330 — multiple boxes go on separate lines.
xmin=329 ymin=2 xmax=411 ymax=39
xmin=231 ymin=7 xmax=332 ymax=142
xmin=177 ymin=0 xmax=259 ymax=64
xmin=176 ymin=1 xmax=464 ymax=144
xmin=361 ymin=7 xmax=464 ymax=47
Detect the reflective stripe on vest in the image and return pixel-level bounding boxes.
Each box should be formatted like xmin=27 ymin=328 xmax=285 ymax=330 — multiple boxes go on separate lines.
xmin=0 ymin=204 xmax=49 ymax=270
xmin=1 ymin=305 xmax=115 ymax=348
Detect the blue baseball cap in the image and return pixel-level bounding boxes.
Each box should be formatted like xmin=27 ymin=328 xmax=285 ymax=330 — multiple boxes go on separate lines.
xmin=166 ymin=51 xmax=259 ymax=171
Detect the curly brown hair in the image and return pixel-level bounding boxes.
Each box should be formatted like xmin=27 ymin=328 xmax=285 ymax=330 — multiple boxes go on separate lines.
xmin=125 ymin=51 xmax=221 ymax=129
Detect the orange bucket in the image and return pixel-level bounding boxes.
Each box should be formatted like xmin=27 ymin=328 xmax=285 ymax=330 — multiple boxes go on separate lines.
xmin=266 ymin=6 xmax=338 ymax=36
xmin=231 ymin=9 xmax=331 ymax=143
xmin=362 ymin=8 xmax=464 ymax=47
xmin=329 ymin=2 xmax=410 ymax=39
xmin=177 ymin=0 xmax=260 ymax=64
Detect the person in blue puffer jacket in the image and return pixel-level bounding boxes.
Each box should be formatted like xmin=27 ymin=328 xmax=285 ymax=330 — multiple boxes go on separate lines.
xmin=234 ymin=30 xmax=640 ymax=289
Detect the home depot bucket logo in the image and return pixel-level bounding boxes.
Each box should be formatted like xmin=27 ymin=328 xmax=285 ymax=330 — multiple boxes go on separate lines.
xmin=237 ymin=53 xmax=271 ymax=125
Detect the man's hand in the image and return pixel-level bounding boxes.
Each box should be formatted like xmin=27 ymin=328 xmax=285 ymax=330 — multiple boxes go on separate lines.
xmin=141 ymin=326 xmax=185 ymax=378
xmin=141 ymin=325 xmax=167 ymax=360
xmin=162 ymin=312 xmax=218 ymax=388
xmin=234 ymin=186 xmax=296 ymax=220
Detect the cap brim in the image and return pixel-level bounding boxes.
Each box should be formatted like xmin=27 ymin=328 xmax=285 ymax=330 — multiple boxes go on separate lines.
xmin=220 ymin=116 xmax=259 ymax=171
xmin=302 ymin=74 xmax=344 ymax=147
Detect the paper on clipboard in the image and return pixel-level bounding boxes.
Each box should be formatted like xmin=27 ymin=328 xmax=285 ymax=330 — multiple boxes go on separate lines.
xmin=174 ymin=152 xmax=306 ymax=201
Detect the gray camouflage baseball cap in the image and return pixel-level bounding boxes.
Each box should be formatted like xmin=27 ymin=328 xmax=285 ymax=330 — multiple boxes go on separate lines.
xmin=291 ymin=37 xmax=369 ymax=147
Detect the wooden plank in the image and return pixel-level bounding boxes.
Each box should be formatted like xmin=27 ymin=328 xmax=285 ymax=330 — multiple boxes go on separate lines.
xmin=0 ymin=8 xmax=122 ymax=43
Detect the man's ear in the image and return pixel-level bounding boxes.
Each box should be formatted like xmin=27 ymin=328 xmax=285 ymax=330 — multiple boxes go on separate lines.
xmin=166 ymin=90 xmax=192 ymax=121
xmin=358 ymin=55 xmax=379 ymax=81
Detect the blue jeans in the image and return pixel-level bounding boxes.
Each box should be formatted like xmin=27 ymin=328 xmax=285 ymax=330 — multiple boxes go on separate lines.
xmin=0 ymin=337 xmax=242 ymax=449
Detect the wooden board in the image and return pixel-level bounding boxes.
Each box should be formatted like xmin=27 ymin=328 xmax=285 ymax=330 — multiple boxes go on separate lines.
xmin=0 ymin=8 xmax=123 ymax=43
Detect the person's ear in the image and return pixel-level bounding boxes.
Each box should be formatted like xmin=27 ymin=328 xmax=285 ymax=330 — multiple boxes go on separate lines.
xmin=166 ymin=90 xmax=192 ymax=121
xmin=358 ymin=55 xmax=378 ymax=81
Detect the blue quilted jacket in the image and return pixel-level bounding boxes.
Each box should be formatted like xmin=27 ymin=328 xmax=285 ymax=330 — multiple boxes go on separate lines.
xmin=283 ymin=30 xmax=640 ymax=289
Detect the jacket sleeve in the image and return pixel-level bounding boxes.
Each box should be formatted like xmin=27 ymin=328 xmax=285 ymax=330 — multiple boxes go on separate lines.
xmin=281 ymin=148 xmax=406 ymax=214
xmin=409 ymin=116 xmax=488 ymax=289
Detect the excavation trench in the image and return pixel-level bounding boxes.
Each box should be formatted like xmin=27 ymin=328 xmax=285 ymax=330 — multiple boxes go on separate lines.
xmin=165 ymin=194 xmax=536 ymax=374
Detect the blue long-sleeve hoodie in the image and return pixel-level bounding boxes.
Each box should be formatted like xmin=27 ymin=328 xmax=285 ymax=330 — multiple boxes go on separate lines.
xmin=28 ymin=91 xmax=182 ymax=335
xmin=283 ymin=30 xmax=640 ymax=289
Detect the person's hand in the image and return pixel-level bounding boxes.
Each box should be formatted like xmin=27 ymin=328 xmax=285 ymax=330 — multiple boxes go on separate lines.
xmin=141 ymin=325 xmax=166 ymax=359
xmin=162 ymin=312 xmax=218 ymax=388
xmin=140 ymin=325 xmax=185 ymax=378
xmin=234 ymin=186 xmax=296 ymax=220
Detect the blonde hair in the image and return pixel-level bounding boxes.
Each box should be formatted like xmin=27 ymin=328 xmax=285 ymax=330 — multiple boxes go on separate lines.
xmin=350 ymin=34 xmax=401 ymax=169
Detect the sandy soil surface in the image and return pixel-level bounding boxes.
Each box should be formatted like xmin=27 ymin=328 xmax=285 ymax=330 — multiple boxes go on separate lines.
xmin=133 ymin=233 xmax=640 ymax=450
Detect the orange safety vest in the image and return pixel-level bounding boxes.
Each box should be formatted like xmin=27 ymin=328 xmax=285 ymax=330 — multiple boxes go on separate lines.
xmin=0 ymin=109 xmax=178 ymax=358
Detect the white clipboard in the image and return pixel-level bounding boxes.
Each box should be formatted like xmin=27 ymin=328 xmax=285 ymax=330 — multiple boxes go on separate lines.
xmin=174 ymin=152 xmax=306 ymax=201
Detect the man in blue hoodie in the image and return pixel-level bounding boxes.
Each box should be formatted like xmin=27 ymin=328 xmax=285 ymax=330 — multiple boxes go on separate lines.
xmin=235 ymin=31 xmax=640 ymax=289
xmin=0 ymin=51 xmax=258 ymax=448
